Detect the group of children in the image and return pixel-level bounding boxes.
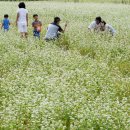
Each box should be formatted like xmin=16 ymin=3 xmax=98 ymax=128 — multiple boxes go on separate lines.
xmin=1 ymin=2 xmax=116 ymax=41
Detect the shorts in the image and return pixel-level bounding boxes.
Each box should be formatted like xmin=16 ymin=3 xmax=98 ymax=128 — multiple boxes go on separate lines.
xmin=33 ymin=30 xmax=40 ymax=38
xmin=18 ymin=22 xmax=27 ymax=33
xmin=4 ymin=28 xmax=9 ymax=32
xmin=45 ymin=33 xmax=61 ymax=41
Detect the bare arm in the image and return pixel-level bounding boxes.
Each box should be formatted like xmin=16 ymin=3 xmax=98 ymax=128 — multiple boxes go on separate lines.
xmin=26 ymin=13 xmax=28 ymax=26
xmin=63 ymin=22 xmax=67 ymax=33
xmin=40 ymin=21 xmax=42 ymax=27
xmin=88 ymin=21 xmax=96 ymax=32
xmin=32 ymin=23 xmax=34 ymax=27
xmin=16 ymin=13 xmax=19 ymax=26
xmin=108 ymin=25 xmax=116 ymax=36
xmin=1 ymin=23 xmax=3 ymax=30
xmin=61 ymin=21 xmax=68 ymax=33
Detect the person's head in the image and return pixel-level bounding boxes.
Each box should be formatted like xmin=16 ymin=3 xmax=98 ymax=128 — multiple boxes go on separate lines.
xmin=101 ymin=21 xmax=106 ymax=26
xmin=54 ymin=17 xmax=61 ymax=25
xmin=4 ymin=14 xmax=9 ymax=19
xmin=33 ymin=14 xmax=38 ymax=21
xmin=18 ymin=2 xmax=26 ymax=9
xmin=95 ymin=16 xmax=102 ymax=25
xmin=100 ymin=21 xmax=106 ymax=31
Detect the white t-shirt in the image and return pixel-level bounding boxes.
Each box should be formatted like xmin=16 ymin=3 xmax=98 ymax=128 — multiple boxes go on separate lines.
xmin=105 ymin=24 xmax=116 ymax=36
xmin=17 ymin=8 xmax=28 ymax=24
xmin=45 ymin=23 xmax=63 ymax=39
xmin=88 ymin=21 xmax=98 ymax=30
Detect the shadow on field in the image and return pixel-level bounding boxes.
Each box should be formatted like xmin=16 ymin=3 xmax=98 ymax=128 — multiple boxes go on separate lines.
xmin=79 ymin=47 xmax=96 ymax=59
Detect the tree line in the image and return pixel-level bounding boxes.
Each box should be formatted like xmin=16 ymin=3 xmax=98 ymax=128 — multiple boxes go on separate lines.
xmin=1 ymin=0 xmax=130 ymax=4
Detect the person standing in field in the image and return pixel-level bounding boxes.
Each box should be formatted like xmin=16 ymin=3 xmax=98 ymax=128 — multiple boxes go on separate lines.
xmin=88 ymin=16 xmax=102 ymax=31
xmin=45 ymin=17 xmax=67 ymax=41
xmin=1 ymin=14 xmax=11 ymax=32
xmin=16 ymin=2 xmax=28 ymax=38
xmin=100 ymin=21 xmax=116 ymax=36
xmin=32 ymin=14 xmax=42 ymax=39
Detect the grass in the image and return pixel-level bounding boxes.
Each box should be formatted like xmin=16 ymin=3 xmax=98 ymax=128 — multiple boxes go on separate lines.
xmin=0 ymin=1 xmax=130 ymax=130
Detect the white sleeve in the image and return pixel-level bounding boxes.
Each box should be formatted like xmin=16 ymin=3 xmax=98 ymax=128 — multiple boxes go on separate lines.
xmin=108 ymin=25 xmax=116 ymax=35
xmin=88 ymin=21 xmax=96 ymax=30
xmin=17 ymin=9 xmax=19 ymax=14
xmin=26 ymin=9 xmax=28 ymax=14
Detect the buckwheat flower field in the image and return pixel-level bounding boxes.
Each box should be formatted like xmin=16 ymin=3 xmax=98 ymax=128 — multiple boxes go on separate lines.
xmin=0 ymin=1 xmax=130 ymax=130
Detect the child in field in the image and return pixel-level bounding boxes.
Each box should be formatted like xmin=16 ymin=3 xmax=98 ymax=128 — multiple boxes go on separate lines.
xmin=100 ymin=21 xmax=116 ymax=36
xmin=16 ymin=2 xmax=28 ymax=38
xmin=1 ymin=14 xmax=10 ymax=31
xmin=88 ymin=16 xmax=102 ymax=31
xmin=32 ymin=14 xmax=42 ymax=39
xmin=45 ymin=17 xmax=67 ymax=41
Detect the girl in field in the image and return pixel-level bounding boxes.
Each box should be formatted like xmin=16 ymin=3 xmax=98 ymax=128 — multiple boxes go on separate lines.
xmin=100 ymin=21 xmax=116 ymax=36
xmin=16 ymin=2 xmax=28 ymax=38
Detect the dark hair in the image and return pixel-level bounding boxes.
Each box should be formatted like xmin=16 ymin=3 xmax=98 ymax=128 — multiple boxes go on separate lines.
xmin=4 ymin=14 xmax=9 ymax=18
xmin=54 ymin=17 xmax=61 ymax=23
xmin=101 ymin=20 xmax=106 ymax=25
xmin=18 ymin=2 xmax=26 ymax=9
xmin=95 ymin=16 xmax=102 ymax=23
xmin=33 ymin=14 xmax=38 ymax=17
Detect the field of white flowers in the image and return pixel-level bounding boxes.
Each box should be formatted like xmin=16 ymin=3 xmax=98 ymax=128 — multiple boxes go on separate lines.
xmin=0 ymin=1 xmax=130 ymax=130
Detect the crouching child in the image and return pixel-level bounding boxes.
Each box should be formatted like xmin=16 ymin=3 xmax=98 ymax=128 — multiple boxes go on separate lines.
xmin=45 ymin=17 xmax=67 ymax=41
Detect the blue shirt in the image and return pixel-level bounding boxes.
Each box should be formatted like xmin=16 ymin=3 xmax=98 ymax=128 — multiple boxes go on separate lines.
xmin=2 ymin=18 xmax=10 ymax=30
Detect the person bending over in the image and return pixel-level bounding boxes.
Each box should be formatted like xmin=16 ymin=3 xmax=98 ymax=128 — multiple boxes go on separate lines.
xmin=88 ymin=16 xmax=102 ymax=31
xmin=45 ymin=17 xmax=67 ymax=41
xmin=100 ymin=21 xmax=116 ymax=36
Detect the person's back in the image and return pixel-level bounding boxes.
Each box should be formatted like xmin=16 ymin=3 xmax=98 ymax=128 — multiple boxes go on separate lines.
xmin=88 ymin=17 xmax=102 ymax=31
xmin=88 ymin=21 xmax=97 ymax=30
xmin=105 ymin=24 xmax=116 ymax=36
xmin=45 ymin=17 xmax=67 ymax=41
xmin=17 ymin=8 xmax=28 ymax=24
xmin=100 ymin=21 xmax=116 ymax=36
xmin=16 ymin=2 xmax=28 ymax=38
xmin=2 ymin=14 xmax=10 ymax=31
xmin=3 ymin=19 xmax=10 ymax=30
xmin=45 ymin=22 xmax=62 ymax=39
